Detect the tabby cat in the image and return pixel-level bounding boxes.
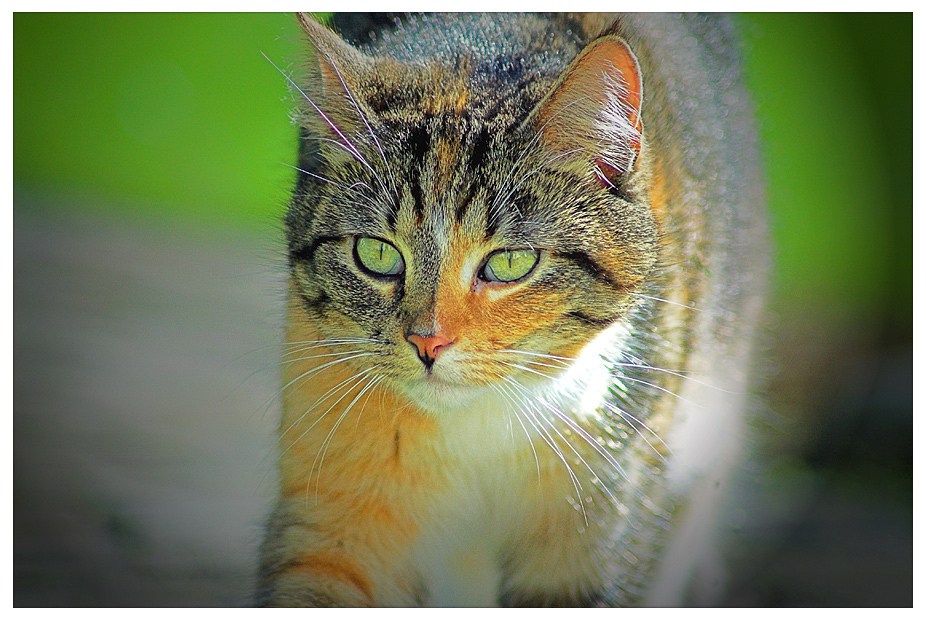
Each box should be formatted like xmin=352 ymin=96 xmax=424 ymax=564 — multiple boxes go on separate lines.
xmin=257 ymin=12 xmax=768 ymax=607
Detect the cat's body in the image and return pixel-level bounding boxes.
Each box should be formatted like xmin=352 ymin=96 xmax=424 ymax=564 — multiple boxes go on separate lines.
xmin=257 ymin=12 xmax=767 ymax=606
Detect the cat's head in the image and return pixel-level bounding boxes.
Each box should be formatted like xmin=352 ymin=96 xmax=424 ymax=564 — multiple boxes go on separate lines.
xmin=285 ymin=14 xmax=658 ymax=415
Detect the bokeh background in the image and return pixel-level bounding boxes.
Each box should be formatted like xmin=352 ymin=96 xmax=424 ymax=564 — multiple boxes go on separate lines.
xmin=13 ymin=13 xmax=912 ymax=606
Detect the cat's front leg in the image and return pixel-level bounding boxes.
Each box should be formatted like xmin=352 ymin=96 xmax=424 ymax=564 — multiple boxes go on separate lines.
xmin=256 ymin=499 xmax=380 ymax=606
xmin=257 ymin=490 xmax=436 ymax=607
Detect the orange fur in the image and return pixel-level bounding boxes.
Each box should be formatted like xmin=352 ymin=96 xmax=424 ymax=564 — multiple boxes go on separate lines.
xmin=433 ymin=135 xmax=462 ymax=194
xmin=423 ymin=61 xmax=471 ymax=116
xmin=277 ymin=287 xmax=447 ymax=600
xmin=285 ymin=554 xmax=375 ymax=602
xmin=649 ymin=162 xmax=668 ymax=229
xmin=436 ymin=247 xmax=568 ymax=361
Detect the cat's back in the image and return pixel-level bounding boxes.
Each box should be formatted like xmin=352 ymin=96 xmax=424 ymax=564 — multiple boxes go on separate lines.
xmin=619 ymin=14 xmax=769 ymax=313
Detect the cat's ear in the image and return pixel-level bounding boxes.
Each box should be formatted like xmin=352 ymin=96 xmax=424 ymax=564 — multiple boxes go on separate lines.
xmin=295 ymin=13 xmax=375 ymax=140
xmin=533 ymin=35 xmax=644 ymax=187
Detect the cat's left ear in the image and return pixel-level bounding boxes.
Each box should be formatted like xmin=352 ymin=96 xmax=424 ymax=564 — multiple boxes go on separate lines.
xmin=532 ymin=35 xmax=644 ymax=187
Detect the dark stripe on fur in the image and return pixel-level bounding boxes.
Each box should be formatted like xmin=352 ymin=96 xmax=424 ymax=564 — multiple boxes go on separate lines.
xmin=455 ymin=181 xmax=479 ymax=224
xmin=455 ymin=128 xmax=492 ymax=223
xmin=565 ymin=310 xmax=615 ymax=327
xmin=290 ymin=235 xmax=342 ymax=264
xmin=468 ymin=127 xmax=492 ymax=171
xmin=299 ymin=290 xmax=330 ymax=314
xmin=409 ymin=125 xmax=431 ymax=167
xmin=558 ymin=250 xmax=614 ymax=287
xmin=410 ymin=181 xmax=425 ymax=223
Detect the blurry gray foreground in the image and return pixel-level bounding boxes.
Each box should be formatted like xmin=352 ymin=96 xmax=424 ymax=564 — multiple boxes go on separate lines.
xmin=13 ymin=196 xmax=911 ymax=606
xmin=14 ymin=197 xmax=285 ymax=606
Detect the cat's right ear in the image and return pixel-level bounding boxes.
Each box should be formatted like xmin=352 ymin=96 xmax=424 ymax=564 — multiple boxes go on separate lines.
xmin=295 ymin=13 xmax=374 ymax=140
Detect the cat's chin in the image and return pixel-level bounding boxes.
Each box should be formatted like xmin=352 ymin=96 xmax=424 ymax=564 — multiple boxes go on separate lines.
xmin=397 ymin=377 xmax=497 ymax=416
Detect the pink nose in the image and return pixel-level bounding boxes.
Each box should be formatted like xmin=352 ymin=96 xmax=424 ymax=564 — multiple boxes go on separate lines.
xmin=406 ymin=333 xmax=454 ymax=366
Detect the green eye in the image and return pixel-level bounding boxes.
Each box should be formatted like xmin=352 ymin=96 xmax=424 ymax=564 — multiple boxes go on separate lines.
xmin=482 ymin=249 xmax=540 ymax=283
xmin=354 ymin=237 xmax=404 ymax=277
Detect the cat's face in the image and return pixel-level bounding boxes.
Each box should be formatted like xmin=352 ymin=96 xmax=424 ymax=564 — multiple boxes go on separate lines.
xmin=286 ymin=16 xmax=657 ymax=414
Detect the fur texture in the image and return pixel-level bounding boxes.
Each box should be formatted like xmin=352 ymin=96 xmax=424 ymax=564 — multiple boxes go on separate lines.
xmin=257 ymin=12 xmax=768 ymax=607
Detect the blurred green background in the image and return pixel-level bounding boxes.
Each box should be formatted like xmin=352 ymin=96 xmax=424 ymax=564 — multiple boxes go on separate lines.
xmin=14 ymin=13 xmax=911 ymax=605
xmin=14 ymin=13 xmax=300 ymax=227
xmin=13 ymin=13 xmax=912 ymax=330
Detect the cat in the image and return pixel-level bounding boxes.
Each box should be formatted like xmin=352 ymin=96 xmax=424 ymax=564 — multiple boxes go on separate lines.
xmin=256 ymin=12 xmax=768 ymax=607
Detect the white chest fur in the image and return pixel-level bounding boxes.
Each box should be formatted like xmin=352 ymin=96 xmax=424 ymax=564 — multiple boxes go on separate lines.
xmin=390 ymin=322 xmax=745 ymax=607
xmin=398 ymin=347 xmax=624 ymax=607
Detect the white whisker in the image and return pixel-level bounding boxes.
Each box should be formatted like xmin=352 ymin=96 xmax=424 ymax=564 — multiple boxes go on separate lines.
xmin=327 ymin=60 xmax=399 ymax=202
xmin=273 ymin=352 xmax=376 ymax=426
xmin=501 ymin=376 xmax=591 ymax=525
xmin=281 ymin=161 xmax=373 ymax=199
xmin=310 ymin=372 xmax=380 ymax=501
xmin=354 ymin=375 xmax=384 ymax=431
xmin=509 ymin=376 xmax=620 ymax=500
xmin=500 ymin=360 xmax=557 ymax=382
xmin=281 ymin=369 xmax=372 ymax=446
xmin=251 ymin=353 xmax=372 ymax=425
xmin=281 ymin=349 xmax=365 ymax=364
xmin=610 ymin=361 xmax=737 ymax=394
xmin=492 ymin=93 xmax=598 ymax=219
xmin=261 ymin=51 xmax=375 ymax=178
xmin=611 ymin=373 xmax=698 ymax=407
xmin=491 ymin=146 xmax=587 ymax=222
xmin=500 ymin=349 xmax=577 ymax=363
xmin=627 ymin=291 xmax=701 ymax=312
xmin=492 ymin=380 xmax=541 ymax=484
xmin=602 ymin=401 xmax=673 ymax=459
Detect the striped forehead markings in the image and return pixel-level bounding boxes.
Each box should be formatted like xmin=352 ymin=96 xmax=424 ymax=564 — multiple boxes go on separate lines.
xmin=454 ymin=182 xmax=480 ymax=225
xmin=453 ymin=127 xmax=493 ymax=225
xmin=410 ymin=181 xmax=425 ymax=224
xmin=408 ymin=125 xmax=431 ymax=166
xmin=467 ymin=127 xmax=492 ymax=170
xmin=382 ymin=117 xmax=505 ymax=237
